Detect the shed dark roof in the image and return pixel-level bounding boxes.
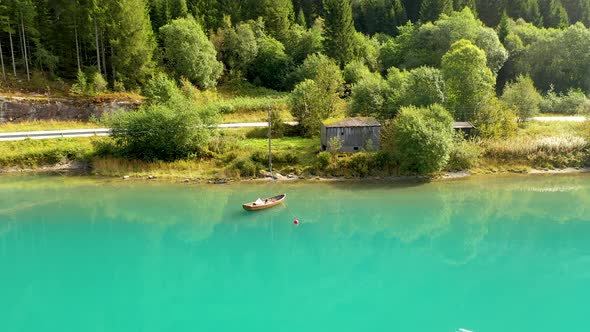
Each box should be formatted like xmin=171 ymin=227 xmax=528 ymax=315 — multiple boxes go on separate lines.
xmin=323 ymin=117 xmax=381 ymax=128
xmin=454 ymin=121 xmax=475 ymax=129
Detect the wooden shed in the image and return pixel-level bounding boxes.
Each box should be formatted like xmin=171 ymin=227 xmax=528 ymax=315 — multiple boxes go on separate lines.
xmin=453 ymin=121 xmax=476 ymax=137
xmin=321 ymin=117 xmax=381 ymax=152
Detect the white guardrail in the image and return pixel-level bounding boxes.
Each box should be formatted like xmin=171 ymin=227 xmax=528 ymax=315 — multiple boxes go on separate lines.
xmin=0 ymin=122 xmax=300 ymax=142
xmin=0 ymin=128 xmax=112 ymax=141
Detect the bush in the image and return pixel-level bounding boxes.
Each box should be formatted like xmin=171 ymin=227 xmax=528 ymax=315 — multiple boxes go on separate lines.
xmin=370 ymin=150 xmax=394 ymax=171
xmin=232 ymin=158 xmax=259 ymax=177
xmin=386 ymin=104 xmax=454 ymax=174
xmin=270 ymin=109 xmax=285 ymax=138
xmin=501 ymin=75 xmax=542 ymax=122
xmin=343 ymin=60 xmax=374 ymax=85
xmin=251 ymin=151 xmax=298 ymax=164
xmin=142 ymin=74 xmax=182 ymax=104
xmin=250 ymin=151 xmax=266 ymax=163
xmin=346 ymin=152 xmax=371 ymax=177
xmin=105 ymin=80 xmax=218 ymax=161
xmin=113 ymin=80 xmax=126 ymax=92
xmin=447 ymin=139 xmax=482 ymax=171
xmin=70 ymin=70 xmax=88 ymax=96
xmin=316 ymin=151 xmax=332 ymax=171
xmin=540 ymin=88 xmax=590 ymax=115
xmin=208 ymin=132 xmax=242 ymax=154
xmin=328 ymin=136 xmax=343 ymax=154
xmin=473 ymin=98 xmax=517 ymax=139
xmin=92 ymin=73 xmax=108 ymax=93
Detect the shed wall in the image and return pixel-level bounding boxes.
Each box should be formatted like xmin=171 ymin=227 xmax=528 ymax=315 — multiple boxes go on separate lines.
xmin=322 ymin=126 xmax=381 ymax=152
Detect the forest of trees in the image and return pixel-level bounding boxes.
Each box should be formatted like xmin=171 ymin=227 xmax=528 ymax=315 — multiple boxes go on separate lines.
xmin=0 ymin=0 xmax=589 ymax=97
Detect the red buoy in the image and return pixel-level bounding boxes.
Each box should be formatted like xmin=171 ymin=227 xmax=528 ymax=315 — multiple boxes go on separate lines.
xmin=294 ymin=219 xmax=299 ymax=225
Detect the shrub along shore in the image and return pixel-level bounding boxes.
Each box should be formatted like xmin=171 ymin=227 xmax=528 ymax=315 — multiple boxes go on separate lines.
xmin=1 ymin=119 xmax=589 ymax=181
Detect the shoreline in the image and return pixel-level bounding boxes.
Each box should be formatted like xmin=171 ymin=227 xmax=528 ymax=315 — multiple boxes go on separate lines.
xmin=2 ymin=162 xmax=590 ymax=183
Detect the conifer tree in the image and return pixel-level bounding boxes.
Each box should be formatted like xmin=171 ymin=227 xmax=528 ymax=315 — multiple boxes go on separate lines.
xmin=402 ymin=0 xmax=423 ymax=22
xmin=171 ymin=0 xmax=189 ymax=19
xmin=561 ymin=0 xmax=589 ymax=26
xmin=420 ymin=0 xmax=453 ymax=22
xmin=296 ymin=8 xmax=307 ymax=27
xmin=453 ymin=0 xmax=477 ymax=15
xmin=507 ymin=0 xmax=543 ymax=26
xmin=109 ymin=0 xmax=156 ymax=87
xmin=545 ymin=0 xmax=570 ymax=28
xmin=323 ymin=0 xmax=356 ymax=66
xmin=497 ymin=10 xmax=510 ymax=42
xmin=390 ymin=0 xmax=409 ymax=34
xmin=261 ymin=0 xmax=294 ymax=42
xmin=476 ymin=0 xmax=505 ymax=26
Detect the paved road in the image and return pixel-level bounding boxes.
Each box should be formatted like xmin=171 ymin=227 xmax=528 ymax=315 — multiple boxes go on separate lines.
xmin=0 ymin=117 xmax=586 ymax=142
xmin=0 ymin=121 xmax=300 ymax=141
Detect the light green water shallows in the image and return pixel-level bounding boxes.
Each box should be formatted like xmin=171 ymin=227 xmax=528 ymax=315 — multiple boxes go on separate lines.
xmin=1 ymin=175 xmax=590 ymax=332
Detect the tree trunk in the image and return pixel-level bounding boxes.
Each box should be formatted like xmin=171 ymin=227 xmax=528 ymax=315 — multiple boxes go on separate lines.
xmin=111 ymin=46 xmax=115 ymax=82
xmin=8 ymin=22 xmax=16 ymax=77
xmin=101 ymin=29 xmax=107 ymax=79
xmin=0 ymin=38 xmax=6 ymax=80
xmin=94 ymin=16 xmax=101 ymax=73
xmin=18 ymin=18 xmax=25 ymax=68
xmin=20 ymin=16 xmax=30 ymax=81
xmin=75 ymin=21 xmax=81 ymax=72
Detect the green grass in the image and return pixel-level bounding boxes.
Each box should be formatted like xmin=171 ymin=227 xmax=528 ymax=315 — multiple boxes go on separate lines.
xmin=0 ymin=137 xmax=98 ymax=168
xmin=90 ymin=136 xmax=318 ymax=179
xmin=221 ymin=108 xmax=294 ymax=123
xmin=0 ymin=132 xmax=319 ymax=179
xmin=238 ymin=137 xmax=318 ymax=164
xmin=91 ymin=157 xmax=219 ymax=178
xmin=0 ymin=121 xmax=102 ymax=133
xmin=177 ymin=80 xmax=291 ymax=123
xmin=216 ymin=80 xmax=286 ymax=99
xmin=520 ymin=121 xmax=586 ymax=138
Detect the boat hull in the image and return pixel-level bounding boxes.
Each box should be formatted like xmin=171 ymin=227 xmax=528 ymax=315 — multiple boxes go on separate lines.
xmin=243 ymin=194 xmax=286 ymax=211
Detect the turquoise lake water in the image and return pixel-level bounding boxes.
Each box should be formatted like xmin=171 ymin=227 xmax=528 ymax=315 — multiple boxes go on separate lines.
xmin=1 ymin=174 xmax=590 ymax=332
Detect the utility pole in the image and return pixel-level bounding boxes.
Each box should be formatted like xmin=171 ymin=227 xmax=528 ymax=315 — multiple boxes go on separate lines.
xmin=268 ymin=105 xmax=273 ymax=179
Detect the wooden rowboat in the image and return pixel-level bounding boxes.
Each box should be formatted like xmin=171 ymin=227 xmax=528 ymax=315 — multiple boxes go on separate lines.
xmin=242 ymin=194 xmax=286 ymax=211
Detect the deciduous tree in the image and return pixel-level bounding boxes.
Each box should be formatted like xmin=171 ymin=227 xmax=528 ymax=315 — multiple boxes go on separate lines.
xmin=160 ymin=16 xmax=223 ymax=88
xmin=386 ymin=104 xmax=454 ymax=174
xmin=442 ymin=39 xmax=495 ymax=121
xmin=501 ymin=75 xmax=543 ymax=121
